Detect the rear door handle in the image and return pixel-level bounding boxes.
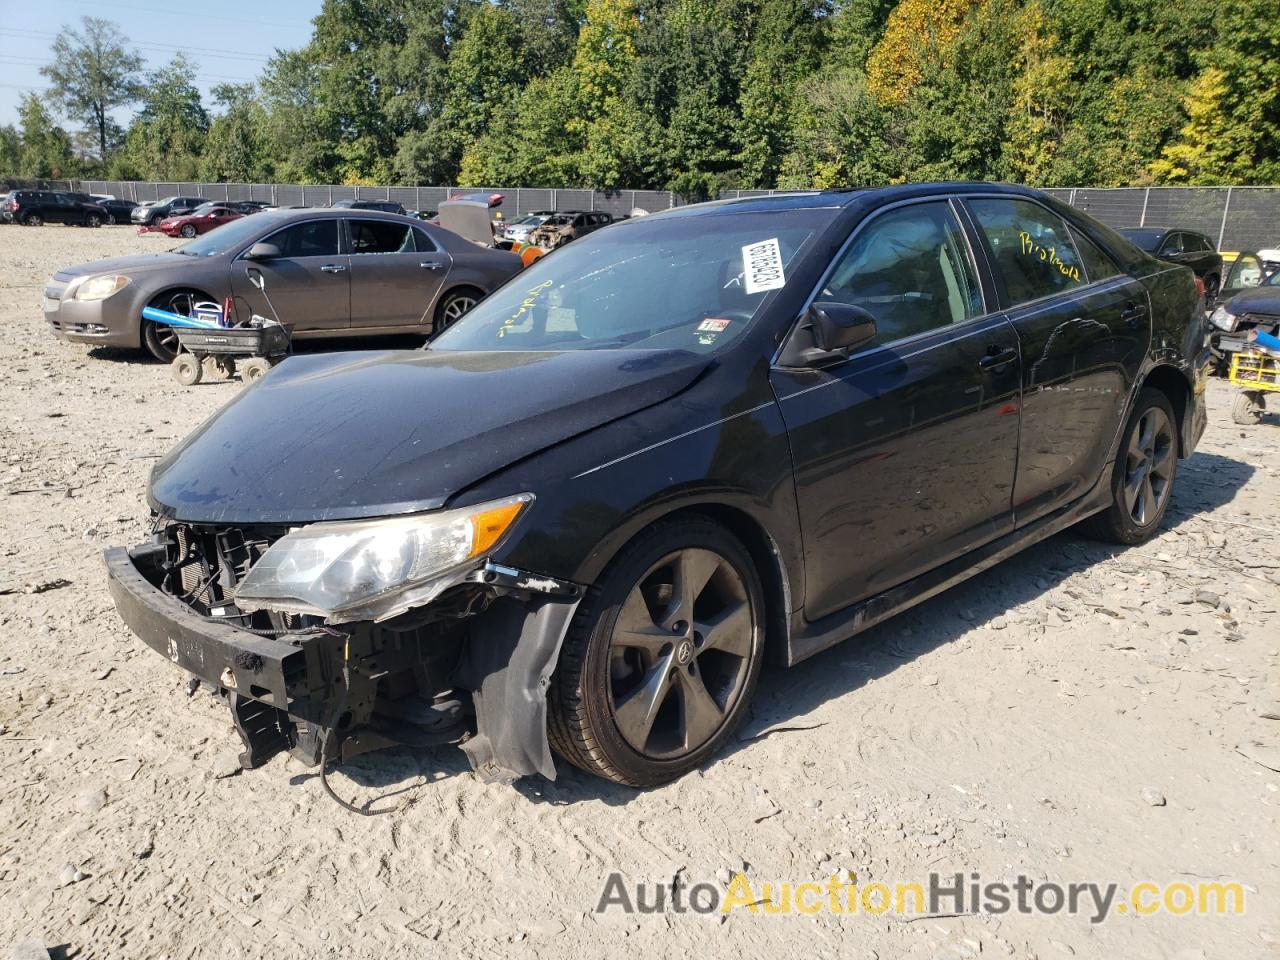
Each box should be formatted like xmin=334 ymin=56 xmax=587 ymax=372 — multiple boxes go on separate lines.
xmin=419 ymin=261 xmax=445 ymax=271
xmin=978 ymin=346 xmax=1018 ymax=370
xmin=320 ymin=264 xmax=346 ymax=274
xmin=1120 ymin=301 xmax=1147 ymax=326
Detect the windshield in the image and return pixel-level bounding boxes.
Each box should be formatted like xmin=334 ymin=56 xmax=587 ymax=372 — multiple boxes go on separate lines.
xmin=155 ymin=196 xmax=179 ymax=206
xmin=191 ymin=203 xmax=219 ymax=216
xmin=173 ymin=215 xmax=268 ymax=256
xmin=431 ymin=211 xmax=827 ymax=353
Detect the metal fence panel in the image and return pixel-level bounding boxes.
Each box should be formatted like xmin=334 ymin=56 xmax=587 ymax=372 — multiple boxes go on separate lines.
xmin=41 ymin=180 xmax=1280 ymax=251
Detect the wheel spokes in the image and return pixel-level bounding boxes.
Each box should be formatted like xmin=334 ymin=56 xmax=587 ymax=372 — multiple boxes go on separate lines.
xmin=612 ymin=588 xmax=671 ymax=655
xmin=613 ymin=657 xmax=675 ymax=751
xmin=677 ymin=667 xmax=724 ymax=751
xmin=696 ymin=599 xmax=752 ymax=657
xmin=665 ymin=549 xmax=719 ymax=630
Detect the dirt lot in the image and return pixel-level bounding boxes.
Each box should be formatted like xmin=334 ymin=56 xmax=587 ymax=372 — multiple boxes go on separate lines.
xmin=0 ymin=224 xmax=1277 ymax=960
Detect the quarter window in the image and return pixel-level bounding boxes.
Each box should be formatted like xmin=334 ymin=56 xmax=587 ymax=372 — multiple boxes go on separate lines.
xmin=820 ymin=201 xmax=982 ymax=348
xmin=1069 ymin=226 xmax=1121 ymax=284
xmin=968 ymin=197 xmax=1086 ymax=304
xmin=264 ymin=220 xmax=340 ymax=258
xmin=350 ymin=220 xmax=416 ymax=254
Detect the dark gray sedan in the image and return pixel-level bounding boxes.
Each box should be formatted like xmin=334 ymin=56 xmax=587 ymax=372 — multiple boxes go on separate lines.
xmin=44 ymin=209 xmax=523 ymax=361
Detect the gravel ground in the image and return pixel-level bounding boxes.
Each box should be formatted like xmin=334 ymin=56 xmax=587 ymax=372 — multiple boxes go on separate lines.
xmin=1 ymin=224 xmax=1278 ymax=960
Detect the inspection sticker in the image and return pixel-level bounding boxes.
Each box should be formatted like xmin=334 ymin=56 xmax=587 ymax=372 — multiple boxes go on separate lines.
xmin=742 ymin=238 xmax=786 ymax=295
xmin=698 ymin=318 xmax=731 ymax=332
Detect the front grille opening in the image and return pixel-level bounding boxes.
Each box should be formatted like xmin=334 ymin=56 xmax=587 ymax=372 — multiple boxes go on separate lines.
xmin=161 ymin=522 xmax=298 ymax=632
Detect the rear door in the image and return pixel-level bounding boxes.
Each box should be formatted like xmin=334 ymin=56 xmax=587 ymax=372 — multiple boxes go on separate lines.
xmin=47 ymin=193 xmax=74 ymax=224
xmin=347 ymin=218 xmax=447 ymax=329
xmin=771 ymin=197 xmax=1022 ymax=621
xmin=962 ymin=195 xmax=1148 ymax=527
xmin=230 ymin=218 xmax=350 ymax=332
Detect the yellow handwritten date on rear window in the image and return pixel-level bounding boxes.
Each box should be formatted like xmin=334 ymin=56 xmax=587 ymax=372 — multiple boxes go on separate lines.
xmin=1018 ymin=231 xmax=1081 ymax=282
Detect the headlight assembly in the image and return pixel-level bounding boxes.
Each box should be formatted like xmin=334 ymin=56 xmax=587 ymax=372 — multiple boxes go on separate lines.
xmin=234 ymin=494 xmax=533 ymax=622
xmin=1209 ymin=305 xmax=1238 ymax=332
xmin=72 ymin=275 xmax=131 ymax=301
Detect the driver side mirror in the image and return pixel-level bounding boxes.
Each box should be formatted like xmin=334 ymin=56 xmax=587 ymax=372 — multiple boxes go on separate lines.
xmin=244 ymin=241 xmax=281 ymax=261
xmin=786 ymin=301 xmax=877 ymax=366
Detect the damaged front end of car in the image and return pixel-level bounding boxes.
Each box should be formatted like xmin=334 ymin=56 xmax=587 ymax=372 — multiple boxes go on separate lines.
xmin=104 ymin=498 xmax=583 ymax=785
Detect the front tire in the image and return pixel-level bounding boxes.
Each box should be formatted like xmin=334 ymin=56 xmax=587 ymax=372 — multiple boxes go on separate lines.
xmin=85 ymin=213 xmax=102 ymax=228
xmin=180 ymin=224 xmax=196 ymax=238
xmin=1081 ymin=388 xmax=1178 ymax=544
xmin=548 ymin=518 xmax=765 ymax=786
xmin=144 ymin=289 xmax=206 ymax=362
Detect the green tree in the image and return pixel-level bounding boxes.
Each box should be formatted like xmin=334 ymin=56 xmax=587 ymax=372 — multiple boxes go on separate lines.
xmin=201 ymin=84 xmax=272 ymax=182
xmin=1149 ymin=0 xmax=1280 ymax=184
xmin=778 ymin=68 xmax=896 ymax=187
xmin=16 ymin=93 xmax=77 ymax=178
xmin=865 ymin=0 xmax=977 ymax=106
xmin=260 ymin=49 xmax=339 ymax=183
xmin=0 ymin=124 xmax=20 ymax=174
xmin=39 ymin=17 xmax=144 ymax=164
xmin=114 ymin=56 xmax=208 ymax=180
xmin=737 ymin=0 xmax=830 ymax=186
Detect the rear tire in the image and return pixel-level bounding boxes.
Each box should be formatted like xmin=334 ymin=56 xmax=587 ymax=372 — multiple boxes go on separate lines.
xmin=1081 ymin=388 xmax=1178 ymax=544
xmin=547 ymin=518 xmax=765 ymax=786
xmin=23 ymin=213 xmax=42 ymax=227
xmin=434 ymin=288 xmax=480 ymax=332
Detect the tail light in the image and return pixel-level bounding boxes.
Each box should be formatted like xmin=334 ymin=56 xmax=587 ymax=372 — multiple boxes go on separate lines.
xmin=1194 ymin=276 xmax=1206 ymax=298
xmin=6 ymin=200 xmax=16 ymax=211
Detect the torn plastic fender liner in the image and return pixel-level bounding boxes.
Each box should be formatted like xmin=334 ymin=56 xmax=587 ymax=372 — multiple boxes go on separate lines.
xmin=455 ymin=592 xmax=581 ymax=782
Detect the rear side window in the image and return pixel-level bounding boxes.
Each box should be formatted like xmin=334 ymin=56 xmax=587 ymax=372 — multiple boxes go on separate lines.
xmin=1069 ymin=226 xmax=1121 ymax=284
xmin=1158 ymin=233 xmax=1183 ymax=255
xmin=821 ymin=200 xmax=983 ymax=348
xmin=968 ymin=197 xmax=1085 ymax=305
xmin=265 ymin=220 xmax=340 ymax=258
xmin=349 ymin=219 xmax=415 ymax=254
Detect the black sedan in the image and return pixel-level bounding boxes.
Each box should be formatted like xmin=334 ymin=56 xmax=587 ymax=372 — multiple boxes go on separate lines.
xmin=1209 ymin=258 xmax=1280 ymax=359
xmin=105 ymin=183 xmax=1208 ymax=790
xmin=1120 ymin=227 xmax=1224 ymax=300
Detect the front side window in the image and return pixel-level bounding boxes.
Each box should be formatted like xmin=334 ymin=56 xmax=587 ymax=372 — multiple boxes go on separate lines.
xmin=349 ymin=219 xmax=415 ymax=254
xmin=432 ymin=211 xmax=826 ymax=353
xmin=968 ymin=197 xmax=1086 ymax=305
xmin=819 ymin=201 xmax=982 ymax=348
xmin=264 ymin=220 xmax=340 ymax=258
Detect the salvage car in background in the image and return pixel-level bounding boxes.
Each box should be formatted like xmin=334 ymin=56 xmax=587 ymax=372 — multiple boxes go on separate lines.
xmin=527 ymin=210 xmax=613 ymax=249
xmin=76 ymin=194 xmax=138 ymax=224
xmin=45 ymin=209 xmax=522 ymax=361
xmin=103 ymin=184 xmax=1207 ymax=790
xmin=131 ymin=196 xmax=208 ymax=226
xmin=3 ymin=190 xmax=108 ymax=227
xmin=502 ymin=211 xmax=556 ymax=244
xmin=329 ymin=198 xmax=406 ymax=215
xmin=1120 ymin=227 xmax=1224 ymax=301
xmin=139 ymin=202 xmax=245 ymax=238
xmin=1209 ymin=258 xmax=1280 ymax=365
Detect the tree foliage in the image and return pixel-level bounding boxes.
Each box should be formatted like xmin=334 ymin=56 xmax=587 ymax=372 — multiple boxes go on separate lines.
xmin=8 ymin=2 xmax=1278 ymax=189
xmin=38 ymin=17 xmax=143 ymax=164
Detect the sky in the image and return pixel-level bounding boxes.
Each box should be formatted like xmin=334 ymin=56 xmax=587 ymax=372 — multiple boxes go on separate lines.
xmin=0 ymin=0 xmax=323 ymax=129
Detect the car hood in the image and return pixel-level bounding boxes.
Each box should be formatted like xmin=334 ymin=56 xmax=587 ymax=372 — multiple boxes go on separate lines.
xmin=53 ymin=252 xmax=193 ymax=280
xmin=1224 ymin=286 xmax=1280 ymax=316
xmin=148 ymin=348 xmax=711 ymax=524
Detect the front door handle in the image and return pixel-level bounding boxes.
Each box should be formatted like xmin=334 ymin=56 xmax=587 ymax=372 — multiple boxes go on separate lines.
xmin=320 ymin=264 xmax=346 ymax=274
xmin=978 ymin=345 xmax=1018 ymax=370
xmin=419 ymin=261 xmax=445 ymax=271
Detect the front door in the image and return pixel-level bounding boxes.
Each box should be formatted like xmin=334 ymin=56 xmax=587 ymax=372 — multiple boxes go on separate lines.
xmin=230 ymin=218 xmax=350 ymax=332
xmin=962 ymin=196 xmax=1148 ymax=526
xmin=346 ymin=218 xmax=450 ymax=329
xmin=771 ymin=199 xmax=1022 ymax=622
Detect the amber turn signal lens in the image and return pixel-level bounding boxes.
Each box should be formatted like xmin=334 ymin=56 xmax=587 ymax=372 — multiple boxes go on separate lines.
xmin=469 ymin=499 xmax=529 ymax=557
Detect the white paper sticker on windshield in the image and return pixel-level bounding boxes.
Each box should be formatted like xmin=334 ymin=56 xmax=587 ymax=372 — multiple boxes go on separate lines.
xmin=742 ymin=238 xmax=786 ymax=295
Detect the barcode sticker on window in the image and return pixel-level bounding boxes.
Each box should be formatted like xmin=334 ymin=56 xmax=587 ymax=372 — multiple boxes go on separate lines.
xmin=742 ymin=238 xmax=786 ymax=295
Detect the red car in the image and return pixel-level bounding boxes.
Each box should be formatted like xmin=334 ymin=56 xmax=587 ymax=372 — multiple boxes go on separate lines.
xmin=139 ymin=203 xmax=244 ymax=239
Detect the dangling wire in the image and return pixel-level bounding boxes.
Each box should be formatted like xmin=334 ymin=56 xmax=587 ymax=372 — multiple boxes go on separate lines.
xmin=317 ymin=645 xmax=394 ymax=816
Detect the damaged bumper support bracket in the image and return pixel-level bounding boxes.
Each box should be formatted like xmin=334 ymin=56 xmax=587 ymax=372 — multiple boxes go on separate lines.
xmin=104 ymin=544 xmax=581 ymax=782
